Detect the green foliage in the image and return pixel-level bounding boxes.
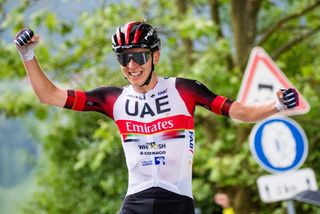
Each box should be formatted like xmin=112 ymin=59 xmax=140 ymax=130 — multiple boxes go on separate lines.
xmin=21 ymin=111 xmax=127 ymax=214
xmin=1 ymin=0 xmax=320 ymax=213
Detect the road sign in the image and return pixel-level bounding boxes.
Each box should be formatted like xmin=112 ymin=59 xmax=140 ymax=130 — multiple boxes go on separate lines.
xmin=257 ymin=168 xmax=318 ymax=203
xmin=237 ymin=47 xmax=310 ymax=115
xmin=250 ymin=116 xmax=308 ymax=174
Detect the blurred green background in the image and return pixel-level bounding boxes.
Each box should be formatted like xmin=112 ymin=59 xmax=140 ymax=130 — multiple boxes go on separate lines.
xmin=0 ymin=116 xmax=38 ymax=214
xmin=1 ymin=0 xmax=320 ymax=213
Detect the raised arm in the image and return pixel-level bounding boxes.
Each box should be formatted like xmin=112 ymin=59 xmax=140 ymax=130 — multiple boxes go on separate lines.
xmin=229 ymin=88 xmax=299 ymax=122
xmin=15 ymin=29 xmax=67 ymax=107
xmin=229 ymin=100 xmax=278 ymax=122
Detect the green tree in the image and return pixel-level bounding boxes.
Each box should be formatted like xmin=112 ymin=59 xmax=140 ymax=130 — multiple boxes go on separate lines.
xmin=1 ymin=0 xmax=320 ymax=213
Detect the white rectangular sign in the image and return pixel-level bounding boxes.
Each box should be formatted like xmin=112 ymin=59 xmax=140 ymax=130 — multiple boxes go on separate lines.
xmin=257 ymin=168 xmax=318 ymax=203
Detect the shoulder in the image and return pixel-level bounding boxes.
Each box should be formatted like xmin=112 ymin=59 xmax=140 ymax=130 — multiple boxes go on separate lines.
xmin=86 ymin=86 xmax=123 ymax=99
xmin=88 ymin=86 xmax=123 ymax=93
xmin=175 ymin=77 xmax=208 ymax=91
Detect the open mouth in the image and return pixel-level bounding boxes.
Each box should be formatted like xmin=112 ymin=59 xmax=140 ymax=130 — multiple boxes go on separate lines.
xmin=129 ymin=71 xmax=143 ymax=77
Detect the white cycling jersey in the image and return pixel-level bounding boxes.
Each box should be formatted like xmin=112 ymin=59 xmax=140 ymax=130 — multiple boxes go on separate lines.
xmin=64 ymin=76 xmax=233 ymax=198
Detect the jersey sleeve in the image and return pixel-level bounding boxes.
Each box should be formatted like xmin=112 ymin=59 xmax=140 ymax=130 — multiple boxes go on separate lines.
xmin=175 ymin=77 xmax=234 ymax=117
xmin=63 ymin=87 xmax=123 ymax=120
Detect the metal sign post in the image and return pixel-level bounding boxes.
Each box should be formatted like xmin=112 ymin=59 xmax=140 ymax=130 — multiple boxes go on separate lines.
xmin=287 ymin=201 xmax=296 ymax=214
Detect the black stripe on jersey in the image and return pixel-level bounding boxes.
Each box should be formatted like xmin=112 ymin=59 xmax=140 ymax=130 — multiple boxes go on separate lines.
xmin=175 ymin=77 xmax=233 ymax=117
xmin=124 ymin=138 xmax=140 ymax=143
xmin=64 ymin=87 xmax=123 ymax=119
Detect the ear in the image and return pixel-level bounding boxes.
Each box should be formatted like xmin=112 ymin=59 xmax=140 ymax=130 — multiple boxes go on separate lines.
xmin=153 ymin=51 xmax=160 ymax=64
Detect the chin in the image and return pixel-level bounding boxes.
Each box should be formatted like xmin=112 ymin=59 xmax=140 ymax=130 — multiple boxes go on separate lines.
xmin=129 ymin=77 xmax=145 ymax=85
xmin=127 ymin=79 xmax=141 ymax=87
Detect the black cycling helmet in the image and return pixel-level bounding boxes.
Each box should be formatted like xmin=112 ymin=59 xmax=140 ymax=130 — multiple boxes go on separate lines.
xmin=112 ymin=21 xmax=161 ymax=53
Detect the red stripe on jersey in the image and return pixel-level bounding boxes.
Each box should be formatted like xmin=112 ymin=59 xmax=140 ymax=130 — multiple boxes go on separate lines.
xmin=125 ymin=22 xmax=136 ymax=45
xmin=162 ymin=130 xmax=185 ymax=140
xmin=116 ymin=115 xmax=194 ymax=135
xmin=64 ymin=90 xmax=76 ymax=109
xmin=72 ymin=91 xmax=87 ymax=111
xmin=211 ymin=96 xmax=227 ymax=115
xmin=220 ymin=99 xmax=233 ymax=116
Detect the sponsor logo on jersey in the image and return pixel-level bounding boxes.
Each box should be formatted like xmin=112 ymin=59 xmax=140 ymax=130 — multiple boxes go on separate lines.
xmin=142 ymin=160 xmax=153 ymax=166
xmin=140 ymin=151 xmax=166 ymax=156
xmin=189 ymin=131 xmax=194 ymax=153
xmin=125 ymin=95 xmax=171 ymax=118
xmin=126 ymin=120 xmax=174 ymax=134
xmin=158 ymin=88 xmax=168 ymax=96
xmin=138 ymin=142 xmax=166 ymax=150
xmin=196 ymin=81 xmax=202 ymax=86
xmin=116 ymin=115 xmax=194 ymax=135
xmin=155 ymin=156 xmax=166 ymax=165
xmin=127 ymin=94 xmax=145 ymax=100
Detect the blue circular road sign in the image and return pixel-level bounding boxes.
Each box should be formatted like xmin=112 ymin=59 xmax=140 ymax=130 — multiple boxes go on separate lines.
xmin=249 ymin=116 xmax=308 ymax=174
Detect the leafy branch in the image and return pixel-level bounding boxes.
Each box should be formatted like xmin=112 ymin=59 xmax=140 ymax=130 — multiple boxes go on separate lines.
xmin=271 ymin=25 xmax=320 ymax=59
xmin=258 ymin=0 xmax=320 ymax=45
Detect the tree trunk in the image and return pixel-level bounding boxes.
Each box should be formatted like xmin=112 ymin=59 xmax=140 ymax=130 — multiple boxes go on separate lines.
xmin=230 ymin=1 xmax=262 ymax=213
xmin=208 ymin=0 xmax=234 ymax=70
xmin=209 ymin=0 xmax=223 ymax=38
xmin=232 ymin=186 xmax=254 ymax=214
xmin=231 ymin=0 xmax=261 ymax=70
xmin=175 ymin=0 xmax=195 ymax=66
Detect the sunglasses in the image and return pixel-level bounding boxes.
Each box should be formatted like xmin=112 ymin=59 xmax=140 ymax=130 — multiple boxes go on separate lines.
xmin=117 ymin=52 xmax=150 ymax=67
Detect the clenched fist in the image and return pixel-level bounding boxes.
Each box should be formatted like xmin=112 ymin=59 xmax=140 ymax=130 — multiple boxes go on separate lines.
xmin=14 ymin=28 xmax=39 ymax=61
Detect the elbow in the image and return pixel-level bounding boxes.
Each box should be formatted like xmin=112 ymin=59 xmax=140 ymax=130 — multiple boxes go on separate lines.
xmin=229 ymin=102 xmax=257 ymax=123
xmin=34 ymin=87 xmax=66 ymax=107
xmin=232 ymin=112 xmax=256 ymax=123
xmin=236 ymin=110 xmax=260 ymax=123
xmin=239 ymin=116 xmax=258 ymax=123
xmin=37 ymin=96 xmax=50 ymax=105
xmin=36 ymin=92 xmax=56 ymax=106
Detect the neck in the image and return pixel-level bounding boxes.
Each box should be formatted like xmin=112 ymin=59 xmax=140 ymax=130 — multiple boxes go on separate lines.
xmin=133 ymin=73 xmax=158 ymax=93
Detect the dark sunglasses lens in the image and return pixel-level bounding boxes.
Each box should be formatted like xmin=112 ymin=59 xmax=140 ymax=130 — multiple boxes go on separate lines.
xmin=117 ymin=54 xmax=129 ymax=66
xmin=117 ymin=52 xmax=150 ymax=66
xmin=132 ymin=52 xmax=149 ymax=65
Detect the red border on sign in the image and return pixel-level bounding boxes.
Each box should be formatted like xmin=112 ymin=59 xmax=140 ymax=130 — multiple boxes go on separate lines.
xmin=238 ymin=47 xmax=309 ymax=115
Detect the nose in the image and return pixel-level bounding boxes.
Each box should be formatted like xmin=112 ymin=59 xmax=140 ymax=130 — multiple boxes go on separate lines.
xmin=127 ymin=59 xmax=139 ymax=69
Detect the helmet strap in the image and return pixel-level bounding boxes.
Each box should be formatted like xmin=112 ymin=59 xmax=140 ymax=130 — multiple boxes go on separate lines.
xmin=140 ymin=52 xmax=154 ymax=87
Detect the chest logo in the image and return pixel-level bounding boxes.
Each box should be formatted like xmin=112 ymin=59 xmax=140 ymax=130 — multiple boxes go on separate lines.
xmin=125 ymin=95 xmax=171 ymax=118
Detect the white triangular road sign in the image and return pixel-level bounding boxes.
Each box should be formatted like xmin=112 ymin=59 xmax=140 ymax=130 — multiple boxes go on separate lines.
xmin=237 ymin=47 xmax=310 ymax=116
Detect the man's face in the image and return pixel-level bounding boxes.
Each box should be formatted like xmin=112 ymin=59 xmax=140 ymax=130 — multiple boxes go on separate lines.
xmin=118 ymin=48 xmax=160 ymax=88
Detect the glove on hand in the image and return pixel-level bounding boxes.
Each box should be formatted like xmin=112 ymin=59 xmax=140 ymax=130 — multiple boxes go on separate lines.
xmin=275 ymin=88 xmax=299 ymax=111
xmin=14 ymin=29 xmax=38 ymax=61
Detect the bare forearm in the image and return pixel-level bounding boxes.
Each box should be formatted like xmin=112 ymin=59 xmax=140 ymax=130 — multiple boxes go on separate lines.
xmin=229 ymin=101 xmax=279 ymax=122
xmin=246 ymin=101 xmax=279 ymax=122
xmin=23 ymin=57 xmax=67 ymax=107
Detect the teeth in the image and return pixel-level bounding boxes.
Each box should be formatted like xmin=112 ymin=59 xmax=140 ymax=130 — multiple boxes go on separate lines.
xmin=130 ymin=71 xmax=142 ymax=77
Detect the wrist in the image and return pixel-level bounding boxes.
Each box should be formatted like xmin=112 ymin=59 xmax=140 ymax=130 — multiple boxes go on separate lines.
xmin=275 ymin=98 xmax=285 ymax=111
xmin=20 ymin=50 xmax=35 ymax=61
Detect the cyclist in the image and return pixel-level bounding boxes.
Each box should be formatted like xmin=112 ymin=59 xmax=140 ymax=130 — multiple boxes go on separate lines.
xmin=14 ymin=21 xmax=298 ymax=214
